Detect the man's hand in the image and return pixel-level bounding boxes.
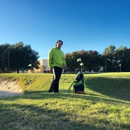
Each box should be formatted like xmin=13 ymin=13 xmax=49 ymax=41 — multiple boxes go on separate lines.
xmin=63 ymin=65 xmax=66 ymax=69
xmin=50 ymin=69 xmax=52 ymax=73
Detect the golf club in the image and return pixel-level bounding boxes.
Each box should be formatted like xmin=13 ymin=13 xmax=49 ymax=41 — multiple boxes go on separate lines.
xmin=62 ymin=69 xmax=65 ymax=92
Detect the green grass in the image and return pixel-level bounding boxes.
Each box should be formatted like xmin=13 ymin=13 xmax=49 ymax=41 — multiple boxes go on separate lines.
xmin=0 ymin=73 xmax=130 ymax=130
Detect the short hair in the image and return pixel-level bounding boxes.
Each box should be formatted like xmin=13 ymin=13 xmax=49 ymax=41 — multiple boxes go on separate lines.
xmin=56 ymin=40 xmax=63 ymax=45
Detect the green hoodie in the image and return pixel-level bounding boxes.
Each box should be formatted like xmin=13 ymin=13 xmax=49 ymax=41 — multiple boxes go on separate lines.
xmin=48 ymin=47 xmax=66 ymax=69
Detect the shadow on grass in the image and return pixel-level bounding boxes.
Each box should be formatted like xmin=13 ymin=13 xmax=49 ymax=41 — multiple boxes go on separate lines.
xmin=1 ymin=88 xmax=130 ymax=130
xmin=0 ymin=91 xmax=23 ymax=98
xmin=6 ymin=90 xmax=129 ymax=105
xmin=85 ymin=77 xmax=130 ymax=102
xmin=0 ymin=98 xmax=130 ymax=130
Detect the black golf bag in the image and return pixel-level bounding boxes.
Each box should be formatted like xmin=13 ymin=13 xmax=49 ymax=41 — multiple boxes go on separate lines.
xmin=73 ymin=71 xmax=85 ymax=93
xmin=67 ymin=71 xmax=86 ymax=94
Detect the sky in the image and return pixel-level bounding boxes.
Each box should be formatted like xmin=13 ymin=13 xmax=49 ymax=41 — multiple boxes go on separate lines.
xmin=0 ymin=0 xmax=130 ymax=60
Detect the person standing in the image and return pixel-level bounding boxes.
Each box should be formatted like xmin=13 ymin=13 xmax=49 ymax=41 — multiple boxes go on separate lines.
xmin=48 ymin=40 xmax=66 ymax=93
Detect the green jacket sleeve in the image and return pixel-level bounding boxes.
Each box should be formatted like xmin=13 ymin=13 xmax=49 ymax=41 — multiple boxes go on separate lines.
xmin=48 ymin=49 xmax=53 ymax=69
xmin=62 ymin=52 xmax=66 ymax=66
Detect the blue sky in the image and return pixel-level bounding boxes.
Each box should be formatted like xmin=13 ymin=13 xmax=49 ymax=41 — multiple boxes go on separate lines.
xmin=0 ymin=0 xmax=130 ymax=59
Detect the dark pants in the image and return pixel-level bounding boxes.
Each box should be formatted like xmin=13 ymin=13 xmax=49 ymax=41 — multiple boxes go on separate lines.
xmin=49 ymin=66 xmax=62 ymax=92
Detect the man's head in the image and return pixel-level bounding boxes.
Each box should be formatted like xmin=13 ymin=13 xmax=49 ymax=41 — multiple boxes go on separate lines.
xmin=56 ymin=40 xmax=63 ymax=49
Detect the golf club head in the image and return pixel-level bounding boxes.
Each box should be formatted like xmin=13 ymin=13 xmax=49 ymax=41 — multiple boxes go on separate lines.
xmin=80 ymin=63 xmax=83 ymax=66
xmin=77 ymin=58 xmax=81 ymax=62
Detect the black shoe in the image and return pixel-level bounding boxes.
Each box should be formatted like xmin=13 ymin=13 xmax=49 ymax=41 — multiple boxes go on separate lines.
xmin=54 ymin=92 xmax=59 ymax=93
xmin=48 ymin=90 xmax=53 ymax=93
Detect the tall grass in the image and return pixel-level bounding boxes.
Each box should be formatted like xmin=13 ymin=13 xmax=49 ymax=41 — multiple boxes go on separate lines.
xmin=0 ymin=72 xmax=130 ymax=130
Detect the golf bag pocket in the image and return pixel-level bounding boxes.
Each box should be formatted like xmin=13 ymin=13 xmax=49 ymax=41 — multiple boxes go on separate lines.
xmin=73 ymin=80 xmax=84 ymax=93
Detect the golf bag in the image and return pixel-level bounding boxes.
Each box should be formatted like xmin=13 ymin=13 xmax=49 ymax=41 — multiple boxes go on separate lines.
xmin=67 ymin=71 xmax=86 ymax=94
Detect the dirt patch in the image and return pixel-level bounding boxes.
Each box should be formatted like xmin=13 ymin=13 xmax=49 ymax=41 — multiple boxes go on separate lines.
xmin=0 ymin=80 xmax=23 ymax=98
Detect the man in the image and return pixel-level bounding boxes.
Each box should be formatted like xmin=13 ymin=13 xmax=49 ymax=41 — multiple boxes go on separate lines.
xmin=48 ymin=40 xmax=66 ymax=93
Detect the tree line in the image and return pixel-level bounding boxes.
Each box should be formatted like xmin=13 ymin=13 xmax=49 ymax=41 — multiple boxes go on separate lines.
xmin=65 ymin=45 xmax=130 ymax=72
xmin=0 ymin=42 xmax=130 ymax=73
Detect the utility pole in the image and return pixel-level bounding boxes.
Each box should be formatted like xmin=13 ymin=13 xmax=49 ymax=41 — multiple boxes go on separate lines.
xmin=8 ymin=51 xmax=10 ymax=71
xmin=104 ymin=49 xmax=107 ymax=72
xmin=119 ymin=64 xmax=121 ymax=72
xmin=105 ymin=57 xmax=107 ymax=72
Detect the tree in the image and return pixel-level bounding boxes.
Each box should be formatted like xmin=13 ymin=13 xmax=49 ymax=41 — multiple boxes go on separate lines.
xmin=102 ymin=45 xmax=117 ymax=72
xmin=65 ymin=53 xmax=75 ymax=72
xmin=102 ymin=45 xmax=130 ymax=72
xmin=65 ymin=50 xmax=102 ymax=72
xmin=117 ymin=47 xmax=130 ymax=72
xmin=85 ymin=50 xmax=102 ymax=72
xmin=9 ymin=42 xmax=40 ymax=73
xmin=0 ymin=43 xmax=11 ymax=72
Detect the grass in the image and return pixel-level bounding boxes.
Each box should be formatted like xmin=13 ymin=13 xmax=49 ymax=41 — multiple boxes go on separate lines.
xmin=0 ymin=72 xmax=130 ymax=130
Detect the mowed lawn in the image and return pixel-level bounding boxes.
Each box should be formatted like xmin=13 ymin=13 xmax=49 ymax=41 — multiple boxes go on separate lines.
xmin=0 ymin=72 xmax=130 ymax=130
